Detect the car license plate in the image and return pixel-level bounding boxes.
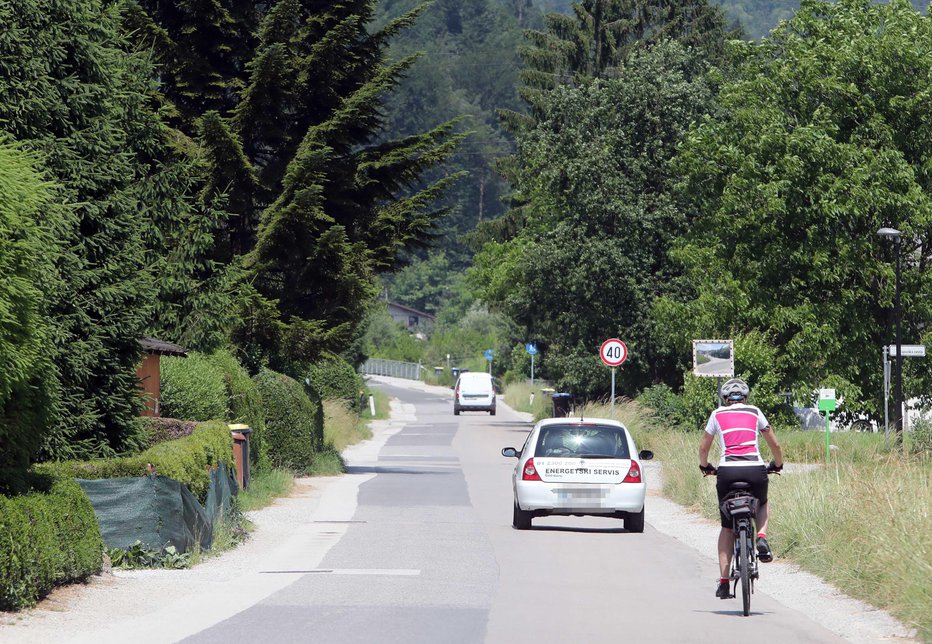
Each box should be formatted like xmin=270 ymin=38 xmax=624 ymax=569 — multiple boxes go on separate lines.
xmin=556 ymin=488 xmax=608 ymax=503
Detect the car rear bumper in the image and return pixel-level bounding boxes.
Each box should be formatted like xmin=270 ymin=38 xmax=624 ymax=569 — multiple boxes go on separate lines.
xmin=515 ymin=481 xmax=646 ymax=513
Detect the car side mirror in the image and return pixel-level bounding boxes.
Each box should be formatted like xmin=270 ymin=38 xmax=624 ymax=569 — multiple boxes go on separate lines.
xmin=502 ymin=447 xmax=519 ymax=458
xmin=638 ymin=450 xmax=654 ymax=461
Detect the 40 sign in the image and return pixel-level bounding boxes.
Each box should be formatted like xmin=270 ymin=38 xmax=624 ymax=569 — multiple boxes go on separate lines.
xmin=600 ymin=338 xmax=628 ymax=367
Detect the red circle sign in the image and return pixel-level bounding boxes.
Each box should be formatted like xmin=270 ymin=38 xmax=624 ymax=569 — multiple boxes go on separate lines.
xmin=600 ymin=338 xmax=628 ymax=367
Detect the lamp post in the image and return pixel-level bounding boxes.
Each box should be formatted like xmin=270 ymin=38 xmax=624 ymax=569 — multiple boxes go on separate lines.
xmin=877 ymin=227 xmax=903 ymax=447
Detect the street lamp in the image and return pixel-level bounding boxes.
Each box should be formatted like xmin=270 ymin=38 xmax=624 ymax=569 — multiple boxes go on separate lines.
xmin=877 ymin=227 xmax=903 ymax=447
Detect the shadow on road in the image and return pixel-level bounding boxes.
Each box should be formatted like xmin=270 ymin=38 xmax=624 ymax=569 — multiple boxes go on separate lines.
xmin=346 ymin=466 xmax=459 ymax=476
xmin=528 ymin=524 xmax=628 ymax=534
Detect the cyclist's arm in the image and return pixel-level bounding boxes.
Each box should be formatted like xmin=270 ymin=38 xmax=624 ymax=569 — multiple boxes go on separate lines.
xmin=698 ymin=431 xmax=715 ymax=469
xmin=761 ymin=425 xmax=783 ymax=468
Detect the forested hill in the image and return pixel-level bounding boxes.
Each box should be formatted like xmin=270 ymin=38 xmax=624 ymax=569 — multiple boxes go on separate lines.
xmin=537 ymin=1 xmax=928 ymax=39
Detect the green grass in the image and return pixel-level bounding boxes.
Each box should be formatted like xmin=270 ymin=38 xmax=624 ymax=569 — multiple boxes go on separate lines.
xmin=238 ymin=467 xmax=294 ymax=512
xmin=572 ymin=398 xmax=931 ymax=640
xmin=502 ymin=381 xmax=553 ymax=418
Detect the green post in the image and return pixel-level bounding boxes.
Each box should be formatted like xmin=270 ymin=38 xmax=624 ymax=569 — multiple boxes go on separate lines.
xmin=825 ymin=411 xmax=831 ymax=464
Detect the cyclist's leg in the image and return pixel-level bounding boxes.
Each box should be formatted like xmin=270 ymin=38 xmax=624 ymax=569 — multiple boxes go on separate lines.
xmin=756 ymin=501 xmax=769 ymax=535
xmin=718 ymin=527 xmax=733 ymax=579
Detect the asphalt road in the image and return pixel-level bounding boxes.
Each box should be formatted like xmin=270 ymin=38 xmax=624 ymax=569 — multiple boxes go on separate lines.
xmin=185 ymin=380 xmax=847 ymax=644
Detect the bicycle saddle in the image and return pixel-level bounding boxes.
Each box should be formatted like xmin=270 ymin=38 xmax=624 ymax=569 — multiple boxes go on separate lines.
xmin=728 ymin=482 xmax=752 ymax=491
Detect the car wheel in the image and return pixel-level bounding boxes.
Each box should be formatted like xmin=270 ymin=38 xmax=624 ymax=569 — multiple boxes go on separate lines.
xmin=453 ymin=405 xmax=460 ymax=416
xmin=851 ymin=419 xmax=871 ymax=432
xmin=513 ymin=501 xmax=532 ymax=530
xmin=625 ymin=508 xmax=645 ymax=533
xmin=490 ymin=407 xmax=496 ymax=416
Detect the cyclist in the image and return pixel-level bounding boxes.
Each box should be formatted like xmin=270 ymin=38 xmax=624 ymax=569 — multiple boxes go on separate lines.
xmin=698 ymin=377 xmax=783 ymax=599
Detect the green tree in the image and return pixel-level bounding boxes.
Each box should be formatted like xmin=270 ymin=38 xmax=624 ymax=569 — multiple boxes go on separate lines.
xmin=0 ymin=0 xmax=168 ymax=457
xmin=471 ymin=41 xmax=717 ymax=395
xmin=657 ymin=0 xmax=932 ymax=416
xmin=0 ymin=141 xmax=61 ymax=490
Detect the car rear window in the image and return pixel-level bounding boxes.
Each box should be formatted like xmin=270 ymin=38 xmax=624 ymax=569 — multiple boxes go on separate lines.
xmin=534 ymin=424 xmax=631 ymax=459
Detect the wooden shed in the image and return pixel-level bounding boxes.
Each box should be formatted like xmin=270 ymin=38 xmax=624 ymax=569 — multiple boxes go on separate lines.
xmin=137 ymin=337 xmax=189 ymax=417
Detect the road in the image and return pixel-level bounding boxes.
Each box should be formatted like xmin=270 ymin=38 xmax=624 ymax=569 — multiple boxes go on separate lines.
xmin=184 ymin=379 xmax=848 ymax=644
xmin=695 ymin=355 xmax=733 ymax=376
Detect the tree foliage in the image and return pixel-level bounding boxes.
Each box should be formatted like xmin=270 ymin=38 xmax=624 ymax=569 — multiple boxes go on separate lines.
xmin=657 ymin=0 xmax=932 ymax=415
xmin=0 ymin=142 xmax=60 ymax=489
xmin=471 ymin=41 xmax=716 ymax=395
xmin=0 ymin=0 xmax=165 ymax=458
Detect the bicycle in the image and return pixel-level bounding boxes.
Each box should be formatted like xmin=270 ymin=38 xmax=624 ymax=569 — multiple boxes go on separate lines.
xmin=704 ymin=465 xmax=779 ymax=616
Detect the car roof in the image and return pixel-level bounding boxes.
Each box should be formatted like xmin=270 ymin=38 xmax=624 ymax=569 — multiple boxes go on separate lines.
xmin=533 ymin=417 xmax=628 ymax=431
xmin=459 ymin=372 xmax=491 ymax=380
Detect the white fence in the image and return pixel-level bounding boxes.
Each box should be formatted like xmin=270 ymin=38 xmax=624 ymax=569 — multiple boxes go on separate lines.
xmin=360 ymin=358 xmax=422 ymax=381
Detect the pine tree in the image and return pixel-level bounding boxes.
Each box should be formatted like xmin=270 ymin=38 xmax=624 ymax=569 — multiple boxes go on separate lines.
xmin=0 ymin=0 xmax=163 ymax=457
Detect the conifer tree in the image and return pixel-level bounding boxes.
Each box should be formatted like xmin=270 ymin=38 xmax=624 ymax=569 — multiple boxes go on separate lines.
xmin=0 ymin=0 xmax=162 ymax=457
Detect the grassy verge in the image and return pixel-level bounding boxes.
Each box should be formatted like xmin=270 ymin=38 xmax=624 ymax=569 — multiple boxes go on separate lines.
xmin=502 ymin=381 xmax=552 ymax=418
xmin=238 ymin=467 xmax=295 ymax=512
xmin=571 ymin=398 xmax=929 ymax=639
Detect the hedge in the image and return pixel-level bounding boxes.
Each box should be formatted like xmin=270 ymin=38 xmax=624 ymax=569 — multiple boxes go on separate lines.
xmin=306 ymin=357 xmax=362 ymax=406
xmin=159 ymin=353 xmax=227 ymax=422
xmin=207 ymin=350 xmax=267 ymax=468
xmin=38 ymin=420 xmax=233 ymax=502
xmin=0 ymin=477 xmax=103 ymax=610
xmin=253 ymin=369 xmax=322 ymax=474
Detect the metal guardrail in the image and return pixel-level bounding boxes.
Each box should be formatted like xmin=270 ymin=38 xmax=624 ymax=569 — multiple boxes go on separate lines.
xmin=360 ymin=358 xmax=422 ymax=381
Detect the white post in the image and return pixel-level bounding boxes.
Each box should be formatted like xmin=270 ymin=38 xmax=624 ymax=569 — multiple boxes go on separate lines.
xmin=369 ymin=395 xmax=376 ymax=416
xmin=610 ymin=367 xmax=616 ymax=418
xmin=531 ymin=353 xmax=535 ymax=385
xmin=883 ymin=346 xmax=890 ymax=449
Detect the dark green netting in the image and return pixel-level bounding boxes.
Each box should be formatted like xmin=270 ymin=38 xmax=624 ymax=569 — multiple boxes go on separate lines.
xmin=77 ymin=464 xmax=238 ymax=553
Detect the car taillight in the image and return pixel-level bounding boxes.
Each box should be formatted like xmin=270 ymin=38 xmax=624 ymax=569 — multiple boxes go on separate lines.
xmin=622 ymin=462 xmax=641 ymax=483
xmin=522 ymin=458 xmax=542 ymax=481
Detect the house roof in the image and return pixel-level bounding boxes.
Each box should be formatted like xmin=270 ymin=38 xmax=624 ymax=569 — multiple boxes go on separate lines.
xmin=139 ymin=337 xmax=189 ymax=357
xmin=386 ymin=301 xmax=435 ymax=321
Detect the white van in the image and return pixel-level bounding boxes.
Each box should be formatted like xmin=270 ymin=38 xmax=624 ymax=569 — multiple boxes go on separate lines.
xmin=454 ymin=372 xmax=496 ymax=416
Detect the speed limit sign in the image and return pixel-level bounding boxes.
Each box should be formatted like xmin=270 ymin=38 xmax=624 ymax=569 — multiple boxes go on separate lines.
xmin=600 ymin=338 xmax=628 ymax=367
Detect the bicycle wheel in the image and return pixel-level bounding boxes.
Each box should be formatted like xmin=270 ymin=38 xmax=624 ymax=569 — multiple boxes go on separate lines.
xmin=738 ymin=528 xmax=751 ymax=616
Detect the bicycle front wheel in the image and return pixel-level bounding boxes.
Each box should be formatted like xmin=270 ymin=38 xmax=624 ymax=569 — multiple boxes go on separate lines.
xmin=738 ymin=528 xmax=751 ymax=616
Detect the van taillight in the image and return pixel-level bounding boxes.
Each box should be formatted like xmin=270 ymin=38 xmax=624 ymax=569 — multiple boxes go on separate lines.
xmin=622 ymin=462 xmax=641 ymax=483
xmin=522 ymin=458 xmax=542 ymax=481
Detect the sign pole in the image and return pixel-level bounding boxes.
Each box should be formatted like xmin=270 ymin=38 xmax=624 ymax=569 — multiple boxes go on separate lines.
xmin=818 ymin=389 xmax=837 ymax=464
xmin=883 ymin=346 xmax=890 ymax=450
xmin=611 ymin=367 xmax=616 ymax=418
xmin=825 ymin=411 xmax=831 ymax=464
xmin=531 ymin=353 xmax=535 ymax=386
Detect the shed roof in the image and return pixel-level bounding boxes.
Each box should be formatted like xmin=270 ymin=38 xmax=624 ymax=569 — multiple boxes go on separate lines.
xmin=139 ymin=337 xmax=189 ymax=357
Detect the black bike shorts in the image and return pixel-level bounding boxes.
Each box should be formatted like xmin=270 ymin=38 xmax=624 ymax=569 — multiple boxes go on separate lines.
xmin=716 ymin=465 xmax=768 ymax=528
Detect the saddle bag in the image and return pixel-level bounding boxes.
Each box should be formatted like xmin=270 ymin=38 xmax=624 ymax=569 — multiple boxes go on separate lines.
xmin=721 ymin=494 xmax=758 ymax=520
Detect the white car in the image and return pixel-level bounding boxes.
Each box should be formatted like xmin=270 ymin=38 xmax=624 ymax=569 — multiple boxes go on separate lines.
xmin=454 ymin=372 xmax=496 ymax=415
xmin=502 ymin=417 xmax=653 ymax=532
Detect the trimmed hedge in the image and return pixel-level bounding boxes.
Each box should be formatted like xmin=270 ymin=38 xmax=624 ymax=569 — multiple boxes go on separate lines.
xmin=306 ymin=357 xmax=362 ymax=405
xmin=253 ymin=369 xmax=322 ymax=474
xmin=0 ymin=477 xmax=103 ymax=610
xmin=159 ymin=353 xmax=227 ymax=422
xmin=207 ymin=350 xmax=268 ymax=468
xmin=38 ymin=420 xmax=233 ymax=502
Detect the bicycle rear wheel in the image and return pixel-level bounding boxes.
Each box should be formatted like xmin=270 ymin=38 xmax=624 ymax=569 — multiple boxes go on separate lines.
xmin=738 ymin=528 xmax=751 ymax=616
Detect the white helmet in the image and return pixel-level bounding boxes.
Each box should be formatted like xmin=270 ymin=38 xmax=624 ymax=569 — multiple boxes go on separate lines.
xmin=721 ymin=378 xmax=749 ymax=402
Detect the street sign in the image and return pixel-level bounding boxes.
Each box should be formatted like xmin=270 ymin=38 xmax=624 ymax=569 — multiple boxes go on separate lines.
xmin=692 ymin=339 xmax=734 ymax=378
xmin=887 ymin=344 xmax=926 ymax=357
xmin=600 ymin=338 xmax=628 ymax=367
xmin=526 ymin=343 xmax=538 ymax=355
xmin=817 ymin=388 xmax=837 ymax=412
xmin=484 ymin=349 xmax=494 ymax=361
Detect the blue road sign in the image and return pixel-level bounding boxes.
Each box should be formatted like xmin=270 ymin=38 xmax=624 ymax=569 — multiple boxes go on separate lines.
xmin=485 ymin=349 xmax=494 ymax=361
xmin=526 ymin=343 xmax=538 ymax=355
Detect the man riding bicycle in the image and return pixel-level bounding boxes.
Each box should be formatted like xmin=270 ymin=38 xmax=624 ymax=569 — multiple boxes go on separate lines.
xmin=698 ymin=378 xmax=783 ymax=599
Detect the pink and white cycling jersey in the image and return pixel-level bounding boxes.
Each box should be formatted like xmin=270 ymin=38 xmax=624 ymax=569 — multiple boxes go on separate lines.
xmin=704 ymin=403 xmax=770 ymax=467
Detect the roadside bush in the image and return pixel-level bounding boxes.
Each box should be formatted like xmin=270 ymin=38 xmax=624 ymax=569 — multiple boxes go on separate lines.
xmin=637 ymin=384 xmax=687 ymax=429
xmin=39 ymin=420 xmax=233 ymax=502
xmin=306 ymin=356 xmax=362 ymax=405
xmin=208 ymin=350 xmax=268 ymax=468
xmin=254 ymin=369 xmax=322 ymax=474
xmin=0 ymin=476 xmax=103 ymax=610
xmin=139 ymin=417 xmax=197 ymax=448
xmin=160 ymin=353 xmax=227 ymax=421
